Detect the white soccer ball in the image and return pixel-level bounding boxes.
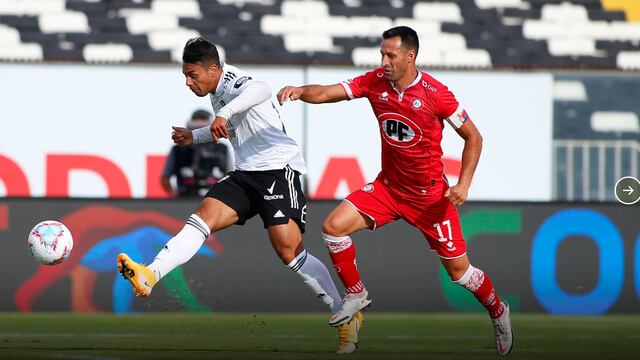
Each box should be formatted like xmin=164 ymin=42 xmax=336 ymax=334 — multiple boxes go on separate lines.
xmin=27 ymin=220 xmax=73 ymax=265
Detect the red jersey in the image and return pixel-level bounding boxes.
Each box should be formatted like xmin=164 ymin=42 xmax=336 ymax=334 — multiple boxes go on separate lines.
xmin=340 ymin=68 xmax=468 ymax=199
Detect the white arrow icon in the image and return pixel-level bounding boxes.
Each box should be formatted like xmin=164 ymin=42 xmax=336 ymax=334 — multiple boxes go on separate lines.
xmin=615 ymin=176 xmax=640 ymax=205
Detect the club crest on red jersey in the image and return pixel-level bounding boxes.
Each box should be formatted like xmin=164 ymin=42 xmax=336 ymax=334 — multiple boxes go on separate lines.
xmin=361 ymin=183 xmax=374 ymax=193
xmin=378 ymin=112 xmax=423 ymax=148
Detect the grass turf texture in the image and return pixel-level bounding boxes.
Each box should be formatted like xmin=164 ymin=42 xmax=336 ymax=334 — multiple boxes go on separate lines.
xmin=0 ymin=313 xmax=638 ymax=360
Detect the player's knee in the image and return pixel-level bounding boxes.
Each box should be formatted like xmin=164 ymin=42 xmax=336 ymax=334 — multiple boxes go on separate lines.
xmin=277 ymin=249 xmax=297 ymax=264
xmin=447 ymin=263 xmax=471 ymax=282
xmin=322 ymin=218 xmax=348 ymax=237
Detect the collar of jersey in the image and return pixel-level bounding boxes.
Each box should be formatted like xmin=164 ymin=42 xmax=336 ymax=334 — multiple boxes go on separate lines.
xmin=390 ymin=70 xmax=422 ymax=94
xmin=213 ymin=64 xmax=227 ymax=97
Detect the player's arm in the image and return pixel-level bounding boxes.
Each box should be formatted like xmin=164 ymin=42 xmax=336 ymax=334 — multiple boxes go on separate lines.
xmin=444 ymin=109 xmax=483 ymax=206
xmin=210 ymin=80 xmax=272 ymax=141
xmin=277 ymin=84 xmax=349 ymax=105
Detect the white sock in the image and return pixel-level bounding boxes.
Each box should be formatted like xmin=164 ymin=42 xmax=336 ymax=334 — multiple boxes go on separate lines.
xmin=287 ymin=250 xmax=342 ymax=313
xmin=148 ymin=214 xmax=211 ymax=281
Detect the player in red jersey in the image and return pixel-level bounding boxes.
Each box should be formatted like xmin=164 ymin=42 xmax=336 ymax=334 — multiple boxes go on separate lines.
xmin=278 ymin=26 xmax=514 ymax=355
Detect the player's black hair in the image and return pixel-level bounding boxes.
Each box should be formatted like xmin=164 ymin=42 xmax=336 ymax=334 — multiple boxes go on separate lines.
xmin=382 ymin=26 xmax=419 ymax=55
xmin=182 ymin=37 xmax=220 ymax=66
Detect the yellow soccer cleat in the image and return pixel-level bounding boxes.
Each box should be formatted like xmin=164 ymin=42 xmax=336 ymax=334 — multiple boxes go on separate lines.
xmin=117 ymin=253 xmax=157 ymax=297
xmin=336 ymin=310 xmax=364 ymax=354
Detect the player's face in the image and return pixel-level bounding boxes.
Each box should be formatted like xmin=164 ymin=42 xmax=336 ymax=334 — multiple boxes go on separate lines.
xmin=182 ymin=62 xmax=219 ymax=97
xmin=380 ymin=36 xmax=415 ymax=82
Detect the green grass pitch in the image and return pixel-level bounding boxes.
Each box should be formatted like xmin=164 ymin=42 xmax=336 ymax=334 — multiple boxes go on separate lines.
xmin=0 ymin=313 xmax=638 ymax=359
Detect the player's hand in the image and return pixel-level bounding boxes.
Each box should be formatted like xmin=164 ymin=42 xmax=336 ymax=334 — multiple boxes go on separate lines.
xmin=445 ymin=184 xmax=469 ymax=207
xmin=210 ymin=116 xmax=229 ymax=143
xmin=171 ymin=126 xmax=193 ymax=147
xmin=277 ymin=86 xmax=302 ymax=105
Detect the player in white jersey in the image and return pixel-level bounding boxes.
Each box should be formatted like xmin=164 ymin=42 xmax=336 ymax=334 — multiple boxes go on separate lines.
xmin=117 ymin=37 xmax=363 ymax=353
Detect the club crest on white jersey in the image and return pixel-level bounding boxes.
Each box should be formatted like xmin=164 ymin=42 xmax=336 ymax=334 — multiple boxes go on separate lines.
xmin=377 ymin=112 xmax=423 ymax=148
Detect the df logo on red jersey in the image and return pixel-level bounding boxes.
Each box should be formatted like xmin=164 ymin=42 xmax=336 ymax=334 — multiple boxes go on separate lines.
xmin=378 ymin=112 xmax=423 ymax=148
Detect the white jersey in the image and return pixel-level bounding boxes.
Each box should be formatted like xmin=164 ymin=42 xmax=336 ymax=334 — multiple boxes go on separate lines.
xmin=208 ymin=64 xmax=306 ymax=173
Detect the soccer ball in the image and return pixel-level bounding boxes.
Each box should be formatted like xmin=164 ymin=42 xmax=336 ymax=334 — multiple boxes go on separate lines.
xmin=27 ymin=220 xmax=73 ymax=265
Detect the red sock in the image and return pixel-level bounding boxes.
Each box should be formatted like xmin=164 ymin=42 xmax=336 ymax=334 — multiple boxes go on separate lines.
xmin=323 ymin=234 xmax=364 ymax=294
xmin=456 ymin=265 xmax=504 ymax=319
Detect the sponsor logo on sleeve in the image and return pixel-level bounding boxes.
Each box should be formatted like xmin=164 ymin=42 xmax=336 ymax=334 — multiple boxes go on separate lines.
xmin=233 ymin=76 xmax=251 ymax=89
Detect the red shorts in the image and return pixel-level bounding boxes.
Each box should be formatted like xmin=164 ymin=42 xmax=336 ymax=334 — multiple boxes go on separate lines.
xmin=345 ymin=177 xmax=466 ymax=259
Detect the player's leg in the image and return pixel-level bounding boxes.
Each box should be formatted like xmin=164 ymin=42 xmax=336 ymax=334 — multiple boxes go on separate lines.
xmin=117 ymin=197 xmax=239 ymax=297
xmin=267 ymin=219 xmax=341 ymax=314
xmin=323 ymin=180 xmax=400 ymax=327
xmin=322 ymin=201 xmax=373 ymax=326
xmin=417 ymin=197 xmax=513 ymax=355
xmin=118 ymin=172 xmax=250 ymax=297
xmin=255 ymin=166 xmax=361 ymax=353
xmin=441 ymin=255 xmax=514 ymax=355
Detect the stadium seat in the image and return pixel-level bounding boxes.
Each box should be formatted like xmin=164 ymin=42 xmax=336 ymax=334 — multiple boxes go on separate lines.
xmin=413 ymin=2 xmax=463 ymax=23
xmin=83 ymin=43 xmax=133 ymax=63
xmin=617 ymin=51 xmax=640 ymax=70
xmin=553 ymin=80 xmax=588 ymax=102
xmin=39 ymin=11 xmax=90 ymax=34
xmin=0 ymin=0 xmax=65 ymax=16
xmin=151 ymin=0 xmax=201 ymax=18
xmin=591 ymin=112 xmax=640 ymax=134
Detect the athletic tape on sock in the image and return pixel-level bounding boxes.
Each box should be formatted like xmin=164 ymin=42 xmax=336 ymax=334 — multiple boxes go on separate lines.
xmin=322 ymin=233 xmax=353 ymax=253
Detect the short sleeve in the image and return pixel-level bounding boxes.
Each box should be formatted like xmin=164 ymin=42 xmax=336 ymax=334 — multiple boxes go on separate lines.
xmin=435 ymin=85 xmax=460 ymax=119
xmin=436 ymin=86 xmax=471 ymax=129
xmin=340 ymin=71 xmax=375 ymax=99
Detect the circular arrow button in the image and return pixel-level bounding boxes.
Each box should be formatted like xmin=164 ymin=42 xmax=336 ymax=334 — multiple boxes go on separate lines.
xmin=615 ymin=176 xmax=640 ymax=205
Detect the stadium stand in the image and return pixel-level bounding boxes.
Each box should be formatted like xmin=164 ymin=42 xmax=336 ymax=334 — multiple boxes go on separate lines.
xmin=0 ymin=0 xmax=638 ymax=68
xmin=553 ymin=74 xmax=640 ymax=201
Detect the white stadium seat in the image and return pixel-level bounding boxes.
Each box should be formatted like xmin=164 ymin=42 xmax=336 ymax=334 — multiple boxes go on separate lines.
xmin=83 ymin=44 xmax=133 ymax=63
xmin=413 ymin=2 xmax=463 ymax=23
xmin=284 ymin=34 xmax=334 ymax=52
xmin=218 ymin=0 xmax=275 ymax=5
xmin=553 ymin=81 xmax=588 ymax=102
xmin=610 ymin=22 xmax=640 ymax=41
xmin=282 ymin=0 xmax=329 ymax=17
xmin=421 ymin=33 xmax=467 ymax=51
xmin=541 ymin=2 xmax=589 ymax=23
xmin=475 ymin=0 xmax=527 ymax=10
xmin=152 ymin=0 xmax=201 ymax=18
xmin=443 ymin=49 xmax=492 ymax=68
xmin=617 ymin=51 xmax=640 ymax=70
xmin=348 ymin=17 xmax=393 ymax=37
xmin=352 ymin=47 xmax=383 ymax=66
xmin=0 ymin=25 xmax=20 ymax=44
xmin=0 ymin=43 xmax=43 ymax=61
xmin=125 ymin=13 xmax=179 ymax=34
xmin=39 ymin=11 xmax=90 ymax=34
xmin=591 ymin=112 xmax=640 ymax=133
xmin=0 ymin=0 xmax=65 ymax=16
xmin=548 ymin=39 xmax=602 ymax=57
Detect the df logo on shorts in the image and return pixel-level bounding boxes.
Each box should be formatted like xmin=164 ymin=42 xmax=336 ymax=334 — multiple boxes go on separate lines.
xmin=614 ymin=176 xmax=640 ymax=205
